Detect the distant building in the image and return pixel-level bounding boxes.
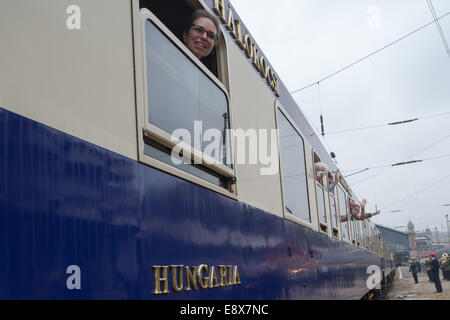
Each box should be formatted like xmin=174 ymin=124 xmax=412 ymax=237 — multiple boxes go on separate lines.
xmin=407 ymin=220 xmax=417 ymax=259
xmin=376 ymin=221 xmax=447 ymax=263
xmin=405 ymin=222 xmax=445 ymax=258
xmin=376 ymin=224 xmax=410 ymax=265
xmin=415 ymin=228 xmax=433 ymax=257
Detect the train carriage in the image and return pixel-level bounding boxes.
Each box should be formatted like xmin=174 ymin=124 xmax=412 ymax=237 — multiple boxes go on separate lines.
xmin=0 ymin=0 xmax=394 ymax=299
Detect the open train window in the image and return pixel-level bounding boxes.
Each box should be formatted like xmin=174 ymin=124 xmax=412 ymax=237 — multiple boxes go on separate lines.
xmin=313 ymin=153 xmax=325 ymax=187
xmin=136 ymin=5 xmax=234 ymax=194
xmin=139 ymin=0 xmax=227 ymax=82
xmin=276 ymin=106 xmax=311 ymax=226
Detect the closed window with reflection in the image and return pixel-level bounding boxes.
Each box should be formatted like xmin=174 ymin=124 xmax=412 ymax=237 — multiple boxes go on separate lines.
xmin=338 ymin=186 xmax=350 ymax=241
xmin=316 ymin=184 xmax=327 ymax=224
xmin=352 ymin=218 xmax=358 ymax=243
xmin=357 ymin=221 xmax=363 ymax=246
xmin=352 ymin=219 xmax=358 ymax=244
xmin=330 ymin=194 xmax=338 ymax=230
xmin=360 ymin=221 xmax=366 ymax=248
xmin=366 ymin=228 xmax=370 ymax=249
xmin=277 ymin=109 xmax=310 ymax=222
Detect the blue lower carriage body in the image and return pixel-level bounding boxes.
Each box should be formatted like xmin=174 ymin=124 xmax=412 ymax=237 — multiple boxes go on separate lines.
xmin=0 ymin=107 xmax=388 ymax=299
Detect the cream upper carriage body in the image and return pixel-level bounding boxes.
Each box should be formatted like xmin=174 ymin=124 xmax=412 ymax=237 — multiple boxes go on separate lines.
xmin=0 ymin=0 xmax=384 ymax=254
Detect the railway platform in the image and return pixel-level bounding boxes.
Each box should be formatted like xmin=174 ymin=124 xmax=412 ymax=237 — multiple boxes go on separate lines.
xmin=384 ymin=266 xmax=450 ymax=300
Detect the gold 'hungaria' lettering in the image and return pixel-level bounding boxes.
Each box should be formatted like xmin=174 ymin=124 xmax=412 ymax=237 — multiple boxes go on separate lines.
xmin=152 ymin=264 xmax=241 ymax=295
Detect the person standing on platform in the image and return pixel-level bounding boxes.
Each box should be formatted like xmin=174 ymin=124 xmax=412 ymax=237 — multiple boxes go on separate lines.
xmin=425 ymin=257 xmax=433 ymax=282
xmin=409 ymin=258 xmax=421 ymax=284
xmin=430 ymin=252 xmax=443 ymax=293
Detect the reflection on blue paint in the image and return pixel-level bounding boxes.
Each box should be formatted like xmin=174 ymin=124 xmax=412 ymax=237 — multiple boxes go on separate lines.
xmin=0 ymin=107 xmax=386 ymax=299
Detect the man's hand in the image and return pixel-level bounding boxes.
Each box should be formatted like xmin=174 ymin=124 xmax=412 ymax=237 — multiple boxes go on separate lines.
xmin=361 ymin=199 xmax=367 ymax=208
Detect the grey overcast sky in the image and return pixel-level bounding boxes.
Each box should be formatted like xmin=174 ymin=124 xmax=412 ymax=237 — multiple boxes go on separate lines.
xmin=231 ymin=0 xmax=450 ymax=233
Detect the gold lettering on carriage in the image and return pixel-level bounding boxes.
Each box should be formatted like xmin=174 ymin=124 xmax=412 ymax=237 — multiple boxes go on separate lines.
xmin=152 ymin=264 xmax=241 ymax=295
xmin=214 ymin=0 xmax=280 ymax=96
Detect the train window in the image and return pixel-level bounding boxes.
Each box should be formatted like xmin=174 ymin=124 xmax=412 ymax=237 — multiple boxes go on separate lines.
xmin=138 ymin=9 xmax=235 ymax=193
xmin=373 ymin=229 xmax=377 ymax=253
xmin=365 ymin=224 xmax=370 ymax=250
xmin=378 ymin=236 xmax=382 ymax=255
xmin=313 ymin=154 xmax=325 ymax=187
xmin=352 ymin=219 xmax=359 ymax=246
xmin=375 ymin=231 xmax=380 ymax=254
xmin=316 ymin=184 xmax=327 ymax=233
xmin=139 ymin=0 xmax=226 ymax=79
xmin=337 ymin=186 xmax=350 ymax=242
xmin=277 ymin=108 xmax=311 ymax=224
xmin=360 ymin=221 xmax=366 ymax=249
xmin=329 ymin=193 xmax=339 ymax=238
xmin=357 ymin=221 xmax=363 ymax=247
xmin=313 ymin=153 xmax=328 ymax=233
xmin=350 ymin=217 xmax=357 ymax=245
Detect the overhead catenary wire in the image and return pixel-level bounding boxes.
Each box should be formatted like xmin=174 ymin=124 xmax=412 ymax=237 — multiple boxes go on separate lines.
xmin=381 ymin=172 xmax=450 ymax=210
xmin=309 ymin=110 xmax=450 ymax=136
xmin=389 ymin=203 xmax=450 ymax=214
xmin=298 ymin=84 xmax=337 ymax=160
xmin=290 ymin=11 xmax=450 ymax=94
xmin=350 ymin=132 xmax=450 ymax=184
xmin=343 ymin=153 xmax=450 ymax=175
xmin=427 ymin=0 xmax=450 ymax=57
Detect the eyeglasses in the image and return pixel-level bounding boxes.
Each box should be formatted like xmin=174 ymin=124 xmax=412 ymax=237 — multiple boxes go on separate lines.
xmin=191 ymin=24 xmax=218 ymax=41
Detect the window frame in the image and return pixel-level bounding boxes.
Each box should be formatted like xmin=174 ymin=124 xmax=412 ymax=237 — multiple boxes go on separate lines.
xmin=329 ymin=191 xmax=340 ymax=239
xmin=275 ymin=103 xmax=313 ymax=229
xmin=136 ymin=8 xmax=237 ymax=198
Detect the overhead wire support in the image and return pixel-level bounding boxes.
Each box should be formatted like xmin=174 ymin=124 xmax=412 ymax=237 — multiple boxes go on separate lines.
xmin=290 ymin=11 xmax=450 ymax=95
xmin=391 ymin=160 xmax=423 ymax=167
xmin=387 ymin=118 xmax=418 ymax=126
